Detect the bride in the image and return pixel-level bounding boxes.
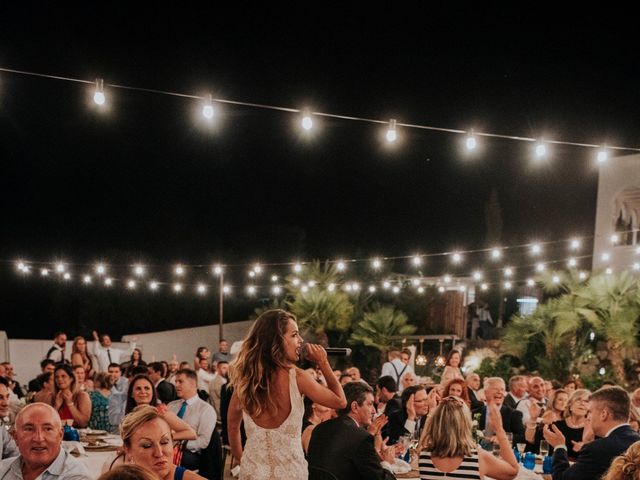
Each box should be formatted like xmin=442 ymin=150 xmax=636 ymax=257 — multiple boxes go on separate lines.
xmin=227 ymin=309 xmax=346 ymax=479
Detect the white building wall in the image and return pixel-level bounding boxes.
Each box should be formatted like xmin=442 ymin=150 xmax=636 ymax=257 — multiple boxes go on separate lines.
xmin=593 ymin=154 xmax=640 ymax=273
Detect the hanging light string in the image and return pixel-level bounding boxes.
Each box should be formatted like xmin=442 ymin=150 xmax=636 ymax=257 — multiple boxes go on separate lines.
xmin=1 ymin=66 xmax=639 ymax=154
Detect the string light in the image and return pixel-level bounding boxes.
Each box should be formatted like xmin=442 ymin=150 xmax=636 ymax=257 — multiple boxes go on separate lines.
xmin=127 ymin=279 xmax=136 ymax=289
xmin=504 ymin=281 xmax=512 ymax=289
xmin=504 ymin=267 xmax=513 ymax=277
xmin=213 ymin=265 xmax=223 ymax=276
xmin=531 ymin=244 xmax=542 ymax=255
xmin=392 ymin=286 xmax=400 ymax=294
xmin=55 ymin=263 xmax=66 ymax=273
xmin=567 ymin=257 xmax=577 ymax=267
xmin=527 ymin=278 xmax=535 ymax=287
xmin=41 ymin=268 xmax=49 ymax=276
xmin=95 ymin=264 xmax=106 ymax=275
xmin=451 ymin=252 xmax=462 ymax=264
xmin=386 ymin=119 xmax=397 ymax=143
xmin=552 ymin=275 xmax=560 ymax=284
xmin=570 ymin=239 xmax=581 ymax=250
xmin=417 ymin=286 xmax=424 ymax=294
xmin=368 ymin=285 xmax=376 ymax=293
xmin=443 ymin=275 xmax=451 ymax=283
xmin=174 ymin=265 xmax=185 ymax=276
xmin=536 ymin=262 xmax=546 ymax=272
xmin=301 ymin=285 xmax=309 ymax=293
xmin=63 ymin=273 xmax=71 ymax=280
xmin=601 ymin=252 xmax=610 ymax=262
xmin=150 ymin=281 xmax=159 ymax=291
xmin=133 ymin=265 xmax=145 ymax=276
xmin=173 ymin=283 xmax=183 ymax=293
xmin=473 ymin=271 xmax=483 ymax=281
xmin=272 ymin=285 xmax=282 ymax=295
xmin=383 ymin=281 xmax=391 ymax=290
xmin=372 ymin=258 xmax=382 ymax=270
xmin=610 ymin=234 xmax=619 ymax=245
xmin=438 ymin=286 xmax=445 ymax=293
xmin=83 ymin=275 xmax=92 ymax=284
xmin=606 ymin=268 xmax=613 ymax=275
xmin=104 ymin=278 xmax=113 ymax=286
xmin=271 ymin=275 xmax=279 ymax=282
xmin=293 ymin=263 xmax=302 ymax=273
xmin=327 ymin=283 xmax=335 ymax=292
xmin=411 ymin=255 xmax=422 ymax=267
xmin=0 ymin=67 xmax=638 ymax=162
xmin=579 ymin=271 xmax=588 ymax=280
xmin=491 ymin=248 xmax=502 ymax=260
xmin=336 ymin=261 xmax=346 ymax=272
xmin=246 ymin=285 xmax=256 ymax=295
xmin=223 ymin=285 xmax=231 ymax=294
xmin=480 ymin=283 xmax=488 ymax=291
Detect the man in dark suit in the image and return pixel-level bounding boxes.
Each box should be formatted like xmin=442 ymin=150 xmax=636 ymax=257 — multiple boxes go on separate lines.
xmin=376 ymin=376 xmax=401 ymax=440
xmin=385 ymin=385 xmax=430 ymax=445
xmin=472 ymin=376 xmax=525 ymax=447
xmin=307 ymin=382 xmax=396 ymax=480
xmin=503 ymin=375 xmax=527 ymax=410
xmin=545 ymin=386 xmax=640 ymax=480
xmin=466 ymin=372 xmax=485 ymax=411
xmin=148 ymin=361 xmax=176 ymax=404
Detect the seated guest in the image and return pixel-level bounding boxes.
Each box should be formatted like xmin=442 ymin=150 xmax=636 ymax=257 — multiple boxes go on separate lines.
xmin=473 ymin=377 xmax=525 ymax=447
xmin=376 ymin=376 xmax=401 ymax=415
xmin=88 ymin=372 xmax=112 ymax=431
xmin=301 ymin=398 xmax=335 ymax=454
xmin=0 ymin=403 xmax=90 ymax=479
xmin=386 ymin=384 xmax=430 ymax=445
xmin=147 ymin=362 xmax=176 ymax=405
xmin=504 ymin=375 xmax=527 ymax=410
xmin=339 ymin=374 xmax=353 ymax=386
xmin=466 ymin=372 xmax=485 ymax=410
xmin=27 ymin=359 xmax=56 ymax=395
xmin=98 ymin=465 xmax=157 ymax=480
xmin=119 ymin=405 xmax=205 ymax=480
xmin=400 ymin=371 xmax=418 ymax=391
xmin=541 ymin=389 xmax=589 ymax=461
xmin=125 ymin=375 xmax=196 ymax=441
xmin=167 ymin=369 xmax=216 ymax=471
xmin=443 ymin=378 xmax=472 ymax=407
xmin=50 ymin=364 xmax=91 ymax=428
xmin=72 ymin=364 xmax=93 ymax=392
xmin=167 ymin=357 xmax=179 ymax=385
xmin=418 ymin=396 xmax=519 ymax=479
xmin=525 ymin=388 xmax=571 ymax=453
xmin=307 ymin=381 xmax=396 ymax=480
xmin=0 ymin=378 xmax=18 ymax=458
xmin=517 ymin=376 xmax=548 ymax=427
xmin=544 ymin=386 xmax=640 ymax=480
xmin=603 ymin=440 xmax=640 ymax=480
xmin=632 ymin=388 xmax=640 ymax=410
xmin=1 ymin=363 xmax=24 ymax=400
xmin=33 ymin=372 xmax=55 ymax=404
xmin=345 ymin=366 xmax=368 ymax=385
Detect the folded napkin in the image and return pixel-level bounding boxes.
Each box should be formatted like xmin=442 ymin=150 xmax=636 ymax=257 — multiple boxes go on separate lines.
xmin=62 ymin=441 xmax=87 ymax=456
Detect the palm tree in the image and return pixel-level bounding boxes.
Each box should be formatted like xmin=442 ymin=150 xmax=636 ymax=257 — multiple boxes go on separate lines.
xmin=287 ymin=288 xmax=354 ymax=334
xmin=349 ymin=304 xmax=416 ymax=352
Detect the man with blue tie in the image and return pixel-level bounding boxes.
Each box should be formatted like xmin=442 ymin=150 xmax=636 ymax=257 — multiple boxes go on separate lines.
xmin=168 ymin=369 xmax=217 ymax=471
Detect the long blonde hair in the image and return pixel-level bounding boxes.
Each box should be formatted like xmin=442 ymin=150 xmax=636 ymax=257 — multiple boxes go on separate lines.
xmin=228 ymin=309 xmax=296 ymax=417
xmin=420 ymin=396 xmax=476 ymax=458
xmin=603 ymin=441 xmax=640 ymax=480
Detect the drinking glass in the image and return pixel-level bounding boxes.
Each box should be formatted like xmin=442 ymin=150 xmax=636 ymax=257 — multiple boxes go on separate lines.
xmin=516 ymin=443 xmax=526 ymax=462
xmin=539 ymin=439 xmax=549 ymax=457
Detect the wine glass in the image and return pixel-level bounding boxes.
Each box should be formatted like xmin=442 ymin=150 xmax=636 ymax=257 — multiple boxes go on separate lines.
xmin=517 ymin=443 xmax=526 ymax=462
xmin=540 ymin=439 xmax=549 ymax=457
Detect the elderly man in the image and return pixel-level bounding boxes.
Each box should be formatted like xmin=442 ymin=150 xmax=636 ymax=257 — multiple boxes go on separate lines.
xmin=0 ymin=403 xmax=90 ymax=480
xmin=517 ymin=376 xmax=547 ymax=427
xmin=0 ymin=378 xmax=15 ymax=429
xmin=504 ymin=375 xmax=527 ymax=410
xmin=544 ymin=386 xmax=640 ymax=480
xmin=307 ymin=382 xmax=396 ymax=480
xmin=466 ymin=372 xmax=485 ymax=410
xmin=473 ymin=376 xmax=524 ymax=447
xmin=167 ymin=369 xmax=217 ymax=471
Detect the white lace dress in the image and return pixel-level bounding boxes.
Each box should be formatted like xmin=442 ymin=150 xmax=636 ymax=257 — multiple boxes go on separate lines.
xmin=240 ymin=367 xmax=308 ymax=479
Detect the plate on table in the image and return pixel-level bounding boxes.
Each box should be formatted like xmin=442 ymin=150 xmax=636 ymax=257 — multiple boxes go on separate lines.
xmin=84 ymin=429 xmax=108 ymax=436
xmin=82 ymin=440 xmax=115 ymax=450
xmin=390 ymin=459 xmax=412 ymax=475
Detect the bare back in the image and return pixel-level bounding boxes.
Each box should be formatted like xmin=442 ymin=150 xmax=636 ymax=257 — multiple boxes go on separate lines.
xmin=248 ymin=367 xmax=292 ymax=429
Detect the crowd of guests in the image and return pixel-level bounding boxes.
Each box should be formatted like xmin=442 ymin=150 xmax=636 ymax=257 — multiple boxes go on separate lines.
xmin=2 ymin=327 xmax=640 ymax=480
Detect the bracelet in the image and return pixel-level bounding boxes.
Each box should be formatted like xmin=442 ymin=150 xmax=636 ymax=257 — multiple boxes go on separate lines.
xmin=66 ymin=402 xmax=74 ymax=406
xmin=526 ymin=423 xmax=537 ymax=429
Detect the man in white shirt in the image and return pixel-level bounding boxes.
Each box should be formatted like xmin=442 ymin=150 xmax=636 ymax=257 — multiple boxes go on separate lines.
xmin=167 ymin=369 xmax=217 ymax=471
xmin=0 ymin=403 xmax=90 ymax=480
xmin=381 ymin=350 xmax=413 ymax=391
xmin=516 ymin=376 xmax=547 ymax=426
xmin=90 ymin=331 xmax=136 ymax=373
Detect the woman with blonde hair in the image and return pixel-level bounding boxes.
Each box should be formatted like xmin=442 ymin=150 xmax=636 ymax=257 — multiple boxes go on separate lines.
xmin=49 ymin=363 xmax=91 ymax=427
xmin=98 ymin=465 xmax=158 ymax=480
xmin=71 ymin=336 xmax=94 ymax=379
xmin=227 ymin=309 xmax=346 ymax=479
xmin=119 ymin=405 xmax=205 ymax=480
xmin=603 ymin=440 xmax=640 ymax=480
xmin=419 ymin=396 xmax=518 ymax=480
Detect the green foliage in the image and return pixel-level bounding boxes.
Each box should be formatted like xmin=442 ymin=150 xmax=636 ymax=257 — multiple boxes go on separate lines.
xmin=287 ymin=288 xmax=354 ymax=333
xmin=475 ymin=356 xmax=515 ymax=385
xmin=349 ymin=304 xmax=416 ymax=352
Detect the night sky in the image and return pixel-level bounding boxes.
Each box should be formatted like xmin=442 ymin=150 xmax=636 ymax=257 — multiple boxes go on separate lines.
xmin=2 ymin=6 xmax=639 ymax=338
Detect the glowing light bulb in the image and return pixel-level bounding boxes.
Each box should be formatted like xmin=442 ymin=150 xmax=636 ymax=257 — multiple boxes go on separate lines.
xmin=606 ymin=268 xmax=613 ymax=275
xmin=351 ymin=283 xmax=360 ymax=291
xmin=412 ymin=278 xmax=421 ymax=287
xmin=536 ymin=263 xmax=545 ymax=272
xmin=272 ymin=286 xmax=282 ymax=295
xmin=223 ymin=285 xmax=231 ymax=294
xmin=531 ymin=244 xmax=542 ymax=255
xmin=127 ymin=280 xmax=136 ymax=289
xmin=417 ymin=286 xmax=425 ymax=294
xmin=597 ymin=148 xmax=608 ymax=164
xmin=271 ymin=275 xmax=279 ymax=282
xmin=56 ymin=263 xmax=66 ymax=273
xmin=369 ymin=285 xmax=377 ymax=293
xmin=504 ymin=267 xmax=513 ymax=277
xmin=327 ymin=283 xmax=335 ymax=292
xmin=247 ymin=285 xmax=256 ymax=295
xmin=392 ymin=286 xmax=400 ymax=294
xmin=134 ymin=265 xmax=145 ymax=276
xmin=601 ymin=252 xmax=610 ymax=262
xmin=459 ymin=285 xmax=466 ymax=292
xmin=150 ymin=282 xmax=159 ymax=291
xmin=504 ymin=281 xmax=512 ymax=289
xmin=83 ymin=275 xmax=92 ymax=284
xmin=412 ymin=255 xmax=422 ymax=267
xmin=589 ymin=331 xmax=596 ymax=341
xmin=633 ymin=263 xmax=640 ymax=271
xmin=248 ymin=271 xmax=255 ymax=278
xmin=481 ymin=283 xmax=488 ymax=291
xmin=93 ymin=78 xmax=106 ymax=105
xmin=292 ymin=278 xmax=300 ymax=286
xmin=16 ymin=262 xmax=25 ymax=271
xmin=452 ymin=253 xmax=462 ymax=263
xmin=41 ymin=268 xmax=49 ymax=276
xmin=568 ymin=258 xmax=577 ymax=267
xmin=301 ymin=114 xmax=313 ymax=131
xmin=552 ymin=275 xmax=560 ymax=284
xmin=197 ymin=284 xmax=207 ymax=294
xmin=175 ymin=265 xmax=185 ymax=276
xmin=611 ymin=234 xmax=619 ymax=244
xmin=465 ymin=132 xmax=477 ymax=151
xmin=438 ymin=286 xmax=445 ymax=293
xmin=599 ymin=367 xmax=605 ymax=376
xmin=372 ymin=258 xmax=382 ymax=270
xmin=336 ymin=261 xmax=346 ymax=271
xmin=105 ymin=278 xmax=113 ymax=286
xmin=473 ymin=271 xmax=483 ymax=281
xmin=570 ymin=239 xmax=580 ymax=250
xmin=213 ymin=265 xmax=223 ymax=276
xmin=383 ymin=281 xmax=391 ymax=290
xmin=345 ymin=284 xmax=352 ymax=292
xmin=579 ymin=271 xmax=588 ymax=280
xmin=293 ymin=263 xmax=302 ymax=273
xmin=63 ymin=273 xmax=71 ymax=280
xmin=202 ymin=95 xmax=214 ymax=120
xmin=95 ymin=264 xmax=106 ymax=275
xmin=301 ymin=285 xmax=309 ymax=293
xmin=491 ymin=248 xmax=502 ymax=259
xmin=253 ymin=264 xmax=262 ymax=274
xmin=443 ymin=275 xmax=451 ymax=283
xmin=527 ymin=278 xmax=535 ymax=287
xmin=173 ymin=283 xmax=183 ymax=293
xmin=535 ymin=142 xmax=546 ymax=158
xmin=386 ymin=119 xmax=397 ymax=143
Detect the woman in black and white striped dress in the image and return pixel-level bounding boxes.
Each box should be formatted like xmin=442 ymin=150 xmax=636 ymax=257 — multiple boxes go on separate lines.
xmin=418 ymin=396 xmax=519 ymax=480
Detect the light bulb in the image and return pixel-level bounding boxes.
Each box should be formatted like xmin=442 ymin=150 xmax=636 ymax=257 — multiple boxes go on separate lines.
xmin=386 ymin=119 xmax=397 ymax=143
xmin=134 ymin=265 xmax=145 ymax=276
xmin=213 ymin=265 xmax=223 ymax=276
xmin=104 ymin=278 xmax=113 ymax=286
xmin=535 ymin=142 xmax=546 ymax=158
xmin=601 ymin=252 xmax=610 ymax=262
xmin=392 ymin=286 xmax=400 ymax=294
xmin=173 ymin=283 xmax=183 ymax=293
xmin=473 ymin=271 xmax=483 ymax=281
xmin=504 ymin=281 xmax=512 ymax=289
xmin=202 ymin=94 xmax=214 ymax=120
xmin=175 ymin=265 xmax=185 ymax=276
xmin=465 ymin=134 xmax=477 ymax=151
xmin=504 ymin=267 xmax=513 ymax=277
xmin=568 ymin=258 xmax=577 ymax=267
xmin=223 ymin=285 xmax=231 ymax=294
xmin=336 ymin=261 xmax=346 ymax=271
xmin=247 ymin=286 xmax=256 ymax=295
xmin=93 ymin=78 xmax=105 ymax=105
xmin=552 ymin=275 xmax=560 ymax=284
xmin=369 ymin=285 xmax=377 ymax=293
xmin=41 ymin=268 xmax=49 ymax=276
xmin=527 ymin=278 xmax=535 ymax=287
xmin=327 ymin=283 xmax=335 ymax=292
xmin=56 ymin=263 xmax=66 ymax=273
xmin=531 ymin=244 xmax=542 ymax=255
xmin=301 ymin=115 xmax=313 ymax=131
xmin=480 ymin=283 xmax=488 ymax=291
xmin=150 ymin=282 xmax=159 ymax=291
xmin=452 ymin=252 xmax=462 ymax=263
xmin=536 ymin=263 xmax=545 ymax=272
xmin=597 ymin=148 xmax=608 ymax=164
xmin=412 ymin=255 xmax=422 ymax=267
xmin=570 ymin=239 xmax=580 ymax=250
xmin=272 ymin=286 xmax=282 ymax=295
xmin=443 ymin=275 xmax=451 ymax=283
xmin=83 ymin=275 xmax=92 ymax=284
xmin=579 ymin=271 xmax=588 ymax=280
xmin=63 ymin=273 xmax=71 ymax=280
xmin=491 ymin=248 xmax=502 ymax=259
xmin=271 ymin=275 xmax=279 ymax=282
xmin=417 ymin=286 xmax=425 ymax=294
xmin=293 ymin=263 xmax=302 ymax=273
xmin=383 ymin=281 xmax=391 ymax=290
xmin=197 ymin=284 xmax=206 ymax=294
xmin=438 ymin=286 xmax=445 ymax=293
xmin=95 ymin=264 xmax=106 ymax=275
xmin=127 ymin=280 xmax=136 ymax=289
xmin=372 ymin=258 xmax=382 ymax=269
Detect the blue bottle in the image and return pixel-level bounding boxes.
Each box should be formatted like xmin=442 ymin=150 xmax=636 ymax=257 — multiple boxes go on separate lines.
xmin=513 ymin=447 xmax=521 ymax=463
xmin=523 ymin=452 xmax=536 ymax=470
xmin=543 ymin=455 xmax=553 ymax=474
xmin=63 ymin=424 xmax=72 ymax=441
xmin=70 ymin=427 xmax=80 ymax=442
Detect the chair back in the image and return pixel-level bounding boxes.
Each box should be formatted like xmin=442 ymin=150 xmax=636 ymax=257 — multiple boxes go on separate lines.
xmin=198 ymin=428 xmax=223 ymax=480
xmin=309 ymin=465 xmax=339 ymax=480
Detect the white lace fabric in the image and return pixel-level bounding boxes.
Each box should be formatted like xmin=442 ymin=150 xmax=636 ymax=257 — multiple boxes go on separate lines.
xmin=240 ymin=368 xmax=308 ymax=479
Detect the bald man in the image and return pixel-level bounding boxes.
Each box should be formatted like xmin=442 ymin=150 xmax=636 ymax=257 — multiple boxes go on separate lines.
xmin=0 ymin=403 xmax=90 ymax=480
